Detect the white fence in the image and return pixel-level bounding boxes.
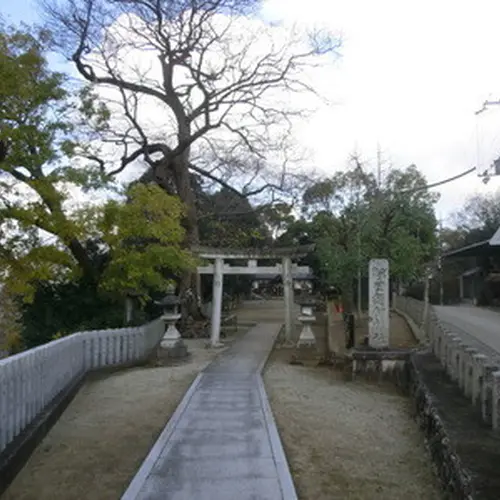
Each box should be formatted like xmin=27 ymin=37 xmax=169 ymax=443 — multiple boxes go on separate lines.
xmin=0 ymin=318 xmax=164 ymax=455
xmin=393 ymin=295 xmax=500 ymax=431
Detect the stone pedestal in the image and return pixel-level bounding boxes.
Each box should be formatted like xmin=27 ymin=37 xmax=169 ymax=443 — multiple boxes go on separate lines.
xmin=296 ymin=302 xmax=316 ymax=348
xmin=297 ymin=316 xmax=316 ymax=347
xmin=160 ymin=313 xmax=188 ymax=358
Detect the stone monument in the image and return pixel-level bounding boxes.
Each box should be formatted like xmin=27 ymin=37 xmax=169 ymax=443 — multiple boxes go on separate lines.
xmin=368 ymin=258 xmax=390 ymax=348
xmin=156 ymin=284 xmax=188 ymax=358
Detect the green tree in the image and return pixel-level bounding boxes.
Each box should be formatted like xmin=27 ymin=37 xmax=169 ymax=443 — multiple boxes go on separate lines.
xmin=453 ymin=190 xmax=500 ymax=245
xmin=260 ymin=203 xmax=295 ymax=240
xmin=283 ymin=162 xmax=439 ymax=311
xmin=43 ymin=0 xmax=340 ymax=309
xmin=0 ymin=22 xmax=104 ymax=295
xmin=98 ymin=183 xmax=194 ymax=298
xmin=0 ymin=23 xmax=193 ymax=327
xmin=140 ymin=166 xmax=271 ymax=248
xmin=198 ymin=186 xmax=270 ymax=248
xmin=365 ymin=164 xmax=438 ymax=281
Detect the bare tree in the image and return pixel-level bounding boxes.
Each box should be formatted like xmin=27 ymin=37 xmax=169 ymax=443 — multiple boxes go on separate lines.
xmin=42 ymin=0 xmax=340 ymax=310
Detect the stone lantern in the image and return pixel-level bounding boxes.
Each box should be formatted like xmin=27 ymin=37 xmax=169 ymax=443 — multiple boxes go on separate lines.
xmin=155 ymin=284 xmax=188 ymax=358
xmin=296 ymin=295 xmax=317 ymax=347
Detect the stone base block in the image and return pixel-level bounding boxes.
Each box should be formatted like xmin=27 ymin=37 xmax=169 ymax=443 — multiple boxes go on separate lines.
xmin=160 ymin=339 xmax=189 ymax=359
xmin=291 ymin=345 xmax=319 ymax=365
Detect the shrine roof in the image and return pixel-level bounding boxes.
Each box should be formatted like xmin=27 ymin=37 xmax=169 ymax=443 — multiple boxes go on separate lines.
xmin=443 ymin=240 xmax=490 ymax=258
xmin=443 ymin=225 xmax=500 ymax=259
xmin=192 ymin=244 xmax=315 ymax=260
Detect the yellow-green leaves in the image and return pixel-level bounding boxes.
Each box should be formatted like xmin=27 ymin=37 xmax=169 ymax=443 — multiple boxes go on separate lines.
xmin=0 ymin=23 xmax=68 ymax=173
xmin=0 ymin=184 xmax=194 ymax=304
xmin=0 ymin=23 xmax=193 ymax=307
xmin=2 ymin=244 xmax=75 ymax=303
xmin=98 ymin=184 xmax=194 ymax=299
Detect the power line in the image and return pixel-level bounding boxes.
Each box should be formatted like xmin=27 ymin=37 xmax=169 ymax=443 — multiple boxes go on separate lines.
xmin=400 ymin=166 xmax=476 ymax=195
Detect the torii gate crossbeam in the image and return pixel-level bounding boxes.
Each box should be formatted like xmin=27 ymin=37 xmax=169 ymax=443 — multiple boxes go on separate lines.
xmin=194 ymin=246 xmax=313 ymax=347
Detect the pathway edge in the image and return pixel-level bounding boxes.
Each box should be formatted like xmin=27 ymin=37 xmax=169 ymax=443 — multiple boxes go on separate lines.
xmin=120 ymin=372 xmax=204 ymax=500
xmin=121 ymin=322 xmax=298 ymax=500
xmin=258 ymin=324 xmax=298 ymax=500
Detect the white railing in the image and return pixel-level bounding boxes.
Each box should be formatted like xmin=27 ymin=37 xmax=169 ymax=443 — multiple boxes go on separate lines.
xmin=0 ymin=318 xmax=164 ymax=455
xmin=393 ymin=295 xmax=500 ymax=431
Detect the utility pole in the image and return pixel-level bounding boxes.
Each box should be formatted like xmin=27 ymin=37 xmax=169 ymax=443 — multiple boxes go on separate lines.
xmin=475 ymin=99 xmax=500 ymax=184
xmin=351 ymin=157 xmax=363 ymax=320
xmin=438 ymin=218 xmax=444 ymax=306
xmin=356 ymin=170 xmax=362 ymax=320
xmin=376 ymin=144 xmax=382 ymax=188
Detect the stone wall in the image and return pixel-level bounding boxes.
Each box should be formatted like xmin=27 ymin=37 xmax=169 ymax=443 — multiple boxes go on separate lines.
xmin=406 ymin=353 xmax=475 ymax=499
xmin=393 ymin=295 xmax=500 ymax=433
xmin=349 ymin=349 xmax=411 ymax=384
xmin=343 ymin=347 xmax=475 ymax=498
xmin=390 ymin=295 xmax=500 ymax=497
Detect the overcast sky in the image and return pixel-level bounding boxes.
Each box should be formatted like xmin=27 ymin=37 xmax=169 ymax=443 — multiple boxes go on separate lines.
xmin=263 ymin=0 xmax=500 ymax=223
xmin=4 ymin=0 xmax=500 ymax=223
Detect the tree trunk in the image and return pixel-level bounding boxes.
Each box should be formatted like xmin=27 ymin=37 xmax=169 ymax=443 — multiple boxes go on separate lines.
xmin=340 ymin=278 xmax=355 ymax=314
xmin=356 ymin=267 xmax=362 ymax=320
xmin=172 ymin=153 xmax=204 ymax=324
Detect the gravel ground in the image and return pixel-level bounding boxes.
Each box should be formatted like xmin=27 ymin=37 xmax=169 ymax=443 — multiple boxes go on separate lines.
xmin=3 ymin=338 xmax=228 ymax=500
xmin=264 ymin=349 xmax=443 ymax=500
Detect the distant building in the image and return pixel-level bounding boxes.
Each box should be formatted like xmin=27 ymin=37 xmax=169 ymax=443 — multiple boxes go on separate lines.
xmin=252 ymin=270 xmax=314 ymax=295
xmin=443 ymin=226 xmax=500 ymax=306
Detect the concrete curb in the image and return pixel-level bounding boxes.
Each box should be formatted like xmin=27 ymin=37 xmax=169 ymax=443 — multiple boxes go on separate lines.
xmin=256 ymin=323 xmax=298 ymax=500
xmin=120 ymin=372 xmax=204 ymax=500
xmin=257 ymin=324 xmax=284 ymax=374
xmin=256 ymin=376 xmax=298 ymax=500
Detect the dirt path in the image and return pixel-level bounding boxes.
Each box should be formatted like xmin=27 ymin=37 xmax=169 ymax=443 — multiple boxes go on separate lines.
xmin=3 ymin=339 xmax=227 ymax=500
xmin=264 ymin=349 xmax=443 ymax=500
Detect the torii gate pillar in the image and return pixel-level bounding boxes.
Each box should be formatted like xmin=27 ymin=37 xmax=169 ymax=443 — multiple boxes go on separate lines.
xmin=195 ymin=245 xmax=315 ymax=348
xmin=210 ymin=257 xmax=224 ymax=347
xmin=282 ymin=256 xmax=294 ymax=342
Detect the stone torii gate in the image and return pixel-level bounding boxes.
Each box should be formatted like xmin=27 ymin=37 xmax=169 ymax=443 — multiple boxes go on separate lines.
xmin=195 ymin=246 xmax=313 ymax=347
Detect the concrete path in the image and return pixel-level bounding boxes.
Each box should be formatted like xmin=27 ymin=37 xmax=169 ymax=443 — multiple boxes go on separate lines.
xmin=434 ymin=305 xmax=500 ymax=364
xmin=122 ymin=323 xmax=297 ymax=500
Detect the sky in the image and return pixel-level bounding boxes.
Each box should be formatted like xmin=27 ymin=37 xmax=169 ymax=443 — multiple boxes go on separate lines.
xmin=4 ymin=0 xmax=500 ymax=224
